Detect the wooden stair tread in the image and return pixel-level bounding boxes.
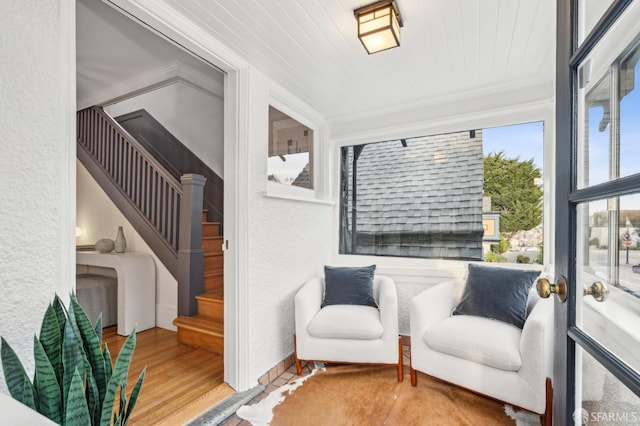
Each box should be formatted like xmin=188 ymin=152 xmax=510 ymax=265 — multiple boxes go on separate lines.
xmin=173 ymin=316 xmax=223 ymax=335
xmin=204 ymin=251 xmax=223 ymax=257
xmin=196 ymin=290 xmax=223 ymax=301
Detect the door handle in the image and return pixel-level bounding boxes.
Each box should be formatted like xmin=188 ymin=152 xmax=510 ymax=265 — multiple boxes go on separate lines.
xmin=536 ymin=277 xmax=567 ymax=303
xmin=584 ymin=281 xmax=608 ymax=302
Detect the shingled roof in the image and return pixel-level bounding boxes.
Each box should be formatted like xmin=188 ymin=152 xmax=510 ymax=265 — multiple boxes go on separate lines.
xmin=344 ymin=130 xmax=484 ymax=259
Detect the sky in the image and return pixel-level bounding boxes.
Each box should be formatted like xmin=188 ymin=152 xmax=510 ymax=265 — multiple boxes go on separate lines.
xmin=482 ymin=121 xmax=544 ymax=175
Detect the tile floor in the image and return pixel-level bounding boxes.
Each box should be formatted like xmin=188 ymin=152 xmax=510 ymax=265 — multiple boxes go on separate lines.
xmin=220 ymin=343 xmax=412 ymax=425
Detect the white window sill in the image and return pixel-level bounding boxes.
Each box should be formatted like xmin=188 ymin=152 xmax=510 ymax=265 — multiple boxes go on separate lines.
xmin=263 ymin=191 xmax=334 ymax=206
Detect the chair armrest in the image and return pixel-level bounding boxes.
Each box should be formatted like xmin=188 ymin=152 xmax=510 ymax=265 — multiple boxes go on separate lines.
xmin=294 ymin=277 xmax=323 ymax=335
xmin=410 ymin=280 xmax=464 ymax=333
xmin=410 ymin=280 xmax=463 ymax=351
xmin=520 ymin=296 xmax=554 ymax=379
xmin=375 ymin=276 xmax=399 ymax=336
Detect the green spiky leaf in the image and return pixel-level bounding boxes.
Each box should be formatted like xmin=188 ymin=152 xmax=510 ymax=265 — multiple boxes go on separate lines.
xmin=39 ymin=303 xmax=62 ymax=384
xmin=1 ymin=337 xmax=36 ymax=410
xmin=70 ymin=296 xmax=106 ymax=401
xmin=103 ymin=344 xmax=113 ymax=385
xmin=65 ymin=368 xmax=91 ymax=426
xmin=99 ymin=331 xmax=136 ymax=426
xmin=52 ymin=295 xmax=67 ymax=343
xmin=22 ymin=375 xmax=37 ymax=411
xmin=124 ymin=367 xmax=146 ymax=424
xmin=118 ymin=374 xmax=127 ymax=424
xmin=33 ymin=336 xmax=62 ymax=424
xmin=94 ymin=313 xmax=103 ymax=343
xmin=61 ymin=316 xmax=85 ymax=412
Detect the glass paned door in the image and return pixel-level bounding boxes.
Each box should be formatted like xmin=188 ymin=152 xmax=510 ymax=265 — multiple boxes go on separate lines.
xmin=566 ymin=1 xmax=640 ymax=423
xmin=578 ymin=347 xmax=640 ymax=424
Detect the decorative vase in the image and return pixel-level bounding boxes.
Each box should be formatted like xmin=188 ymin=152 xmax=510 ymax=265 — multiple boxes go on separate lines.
xmin=95 ymin=239 xmax=114 ymax=253
xmin=114 ymin=226 xmax=126 ymax=253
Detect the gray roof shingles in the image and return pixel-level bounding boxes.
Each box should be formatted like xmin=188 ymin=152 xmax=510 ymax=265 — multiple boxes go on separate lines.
xmin=347 ymin=130 xmax=484 ymax=240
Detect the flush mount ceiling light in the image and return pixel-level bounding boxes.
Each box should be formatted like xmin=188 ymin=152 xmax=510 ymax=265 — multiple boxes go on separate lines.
xmin=354 ymin=0 xmax=403 ymax=54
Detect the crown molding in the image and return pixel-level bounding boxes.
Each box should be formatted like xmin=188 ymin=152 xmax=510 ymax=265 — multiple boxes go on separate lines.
xmin=78 ymin=60 xmax=224 ymax=110
xmin=328 ymin=78 xmax=554 ymax=141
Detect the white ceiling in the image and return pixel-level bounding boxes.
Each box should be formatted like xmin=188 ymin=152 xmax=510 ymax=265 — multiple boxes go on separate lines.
xmin=77 ymin=0 xmax=556 ymax=122
xmin=76 ymin=0 xmax=224 ymax=109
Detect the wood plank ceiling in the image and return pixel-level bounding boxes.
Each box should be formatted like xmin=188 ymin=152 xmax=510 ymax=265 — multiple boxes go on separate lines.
xmin=80 ymin=0 xmax=555 ymax=122
xmin=160 ymin=0 xmax=556 ymax=120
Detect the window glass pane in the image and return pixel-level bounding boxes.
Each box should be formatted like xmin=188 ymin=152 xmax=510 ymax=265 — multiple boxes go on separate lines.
xmin=577 ymin=0 xmax=615 ymax=46
xmin=482 ymin=122 xmax=544 ymax=264
xmin=578 ymin=72 xmax=611 ymax=189
xmin=578 ymin=39 xmax=640 ymax=189
xmin=268 ymin=106 xmax=313 ymax=189
xmin=576 ymin=194 xmax=640 ymax=374
xmin=619 ymin=43 xmax=640 ymax=179
xmin=339 ymin=123 xmax=544 ymax=262
xmin=576 ymin=347 xmax=640 ymax=424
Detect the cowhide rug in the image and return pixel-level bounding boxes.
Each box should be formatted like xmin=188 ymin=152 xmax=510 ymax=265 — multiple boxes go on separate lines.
xmin=237 ymin=365 xmax=541 ymax=425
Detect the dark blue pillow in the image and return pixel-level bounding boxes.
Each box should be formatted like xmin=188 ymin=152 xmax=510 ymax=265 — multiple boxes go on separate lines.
xmin=322 ymin=265 xmax=378 ymax=308
xmin=452 ymin=264 xmax=540 ymax=329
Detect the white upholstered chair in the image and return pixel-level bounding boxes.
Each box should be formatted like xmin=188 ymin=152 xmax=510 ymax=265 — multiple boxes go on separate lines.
xmin=294 ymin=275 xmax=403 ymax=381
xmin=410 ymin=279 xmax=554 ymax=425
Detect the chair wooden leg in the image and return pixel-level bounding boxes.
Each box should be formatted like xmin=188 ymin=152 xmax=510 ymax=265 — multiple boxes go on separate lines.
xmin=293 ymin=334 xmax=303 ymax=376
xmin=397 ymin=337 xmax=404 ymax=382
xmin=541 ymin=377 xmax=552 ymax=426
xmin=410 ymin=366 xmax=417 ymax=386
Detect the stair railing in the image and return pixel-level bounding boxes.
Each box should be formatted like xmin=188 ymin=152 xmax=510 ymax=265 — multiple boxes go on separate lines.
xmin=77 ymin=106 xmax=204 ymax=315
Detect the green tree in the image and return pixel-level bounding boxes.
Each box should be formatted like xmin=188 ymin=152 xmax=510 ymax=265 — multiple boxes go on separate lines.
xmin=483 ymin=152 xmax=543 ymax=235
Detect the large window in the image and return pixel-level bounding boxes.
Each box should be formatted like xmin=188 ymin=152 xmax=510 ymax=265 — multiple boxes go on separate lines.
xmin=339 ymin=122 xmax=544 ymax=263
xmin=268 ymin=106 xmax=314 ymax=190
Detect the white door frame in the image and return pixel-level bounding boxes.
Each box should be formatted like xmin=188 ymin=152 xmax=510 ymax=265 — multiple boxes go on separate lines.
xmin=104 ymin=0 xmax=251 ymax=391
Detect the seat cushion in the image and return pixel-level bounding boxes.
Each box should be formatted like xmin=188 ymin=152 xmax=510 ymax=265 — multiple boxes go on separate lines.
xmin=308 ymin=305 xmax=384 ymax=340
xmin=424 ymin=315 xmax=523 ymax=371
xmin=322 ymin=265 xmax=378 ymax=308
xmin=452 ymin=263 xmax=540 ymax=329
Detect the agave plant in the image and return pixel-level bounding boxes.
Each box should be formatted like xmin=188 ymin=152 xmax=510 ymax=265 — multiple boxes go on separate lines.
xmin=1 ymin=294 xmax=145 ymax=425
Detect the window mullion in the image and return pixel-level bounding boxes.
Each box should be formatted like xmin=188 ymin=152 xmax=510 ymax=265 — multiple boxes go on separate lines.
xmin=607 ymin=62 xmax=621 ymax=284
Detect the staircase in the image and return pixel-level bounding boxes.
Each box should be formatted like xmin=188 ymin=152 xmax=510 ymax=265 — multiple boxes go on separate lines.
xmin=173 ymin=209 xmax=224 ymax=354
xmin=77 ymin=106 xmax=225 ymax=354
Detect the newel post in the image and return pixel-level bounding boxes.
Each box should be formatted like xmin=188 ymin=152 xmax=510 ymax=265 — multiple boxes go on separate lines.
xmin=178 ymin=173 xmax=206 ymax=316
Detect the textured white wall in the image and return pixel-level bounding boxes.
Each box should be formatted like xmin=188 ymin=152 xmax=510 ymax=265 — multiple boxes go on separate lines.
xmin=244 ymin=70 xmax=334 ymax=380
xmin=76 ymin=162 xmax=178 ymax=331
xmin=0 ymin=1 xmax=75 ymax=394
xmin=105 ymin=81 xmax=225 ymax=177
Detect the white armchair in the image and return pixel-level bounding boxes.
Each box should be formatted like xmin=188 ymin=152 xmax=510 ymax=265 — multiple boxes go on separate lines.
xmin=294 ymin=275 xmax=403 ymax=381
xmin=410 ymin=280 xmax=554 ymax=424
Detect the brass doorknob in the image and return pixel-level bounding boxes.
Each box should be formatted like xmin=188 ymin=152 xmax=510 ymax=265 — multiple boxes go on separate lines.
xmin=584 ymin=281 xmax=608 ymax=302
xmin=536 ymin=277 xmax=567 ymax=303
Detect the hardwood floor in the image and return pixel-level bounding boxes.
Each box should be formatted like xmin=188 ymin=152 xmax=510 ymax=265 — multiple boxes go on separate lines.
xmin=102 ymin=326 xmax=231 ymax=425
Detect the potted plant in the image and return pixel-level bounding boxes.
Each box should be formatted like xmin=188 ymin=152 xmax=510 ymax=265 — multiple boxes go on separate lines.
xmin=1 ymin=294 xmax=145 ymax=425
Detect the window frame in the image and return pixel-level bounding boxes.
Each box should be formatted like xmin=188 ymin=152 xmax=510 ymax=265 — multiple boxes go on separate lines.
xmin=330 ymin=107 xmax=556 ymax=271
xmin=266 ymin=93 xmax=326 ymax=202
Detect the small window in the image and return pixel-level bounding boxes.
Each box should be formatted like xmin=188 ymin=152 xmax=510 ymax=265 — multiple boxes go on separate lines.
xmin=268 ymin=106 xmax=314 ymax=190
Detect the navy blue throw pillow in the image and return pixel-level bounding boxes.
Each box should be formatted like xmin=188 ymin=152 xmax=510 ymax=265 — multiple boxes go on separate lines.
xmin=452 ymin=264 xmax=540 ymax=329
xmin=322 ymin=265 xmax=378 ymax=308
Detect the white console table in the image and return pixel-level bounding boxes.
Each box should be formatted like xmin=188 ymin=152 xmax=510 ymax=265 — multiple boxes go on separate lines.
xmin=76 ymin=251 xmax=156 ymax=336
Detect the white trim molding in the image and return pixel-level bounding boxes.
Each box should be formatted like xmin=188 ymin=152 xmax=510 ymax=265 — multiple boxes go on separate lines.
xmin=106 ymin=0 xmax=252 ymax=391
xmin=78 ymin=60 xmax=224 ymax=110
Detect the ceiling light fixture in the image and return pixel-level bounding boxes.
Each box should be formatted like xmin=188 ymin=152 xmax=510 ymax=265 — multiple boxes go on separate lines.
xmin=354 ymin=0 xmax=403 ymax=54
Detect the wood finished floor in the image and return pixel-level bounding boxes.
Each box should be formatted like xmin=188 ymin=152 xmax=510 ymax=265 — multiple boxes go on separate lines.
xmin=102 ymin=326 xmax=227 ymax=425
